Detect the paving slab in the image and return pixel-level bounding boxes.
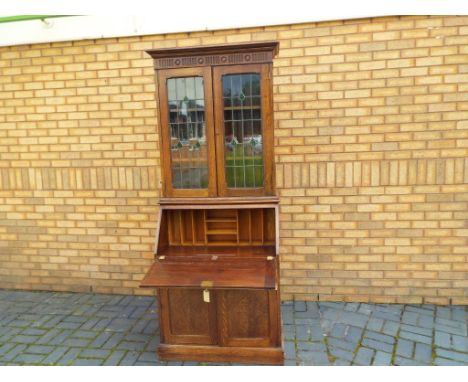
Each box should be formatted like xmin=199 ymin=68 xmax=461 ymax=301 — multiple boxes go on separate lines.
xmin=0 ymin=289 xmax=466 ymax=366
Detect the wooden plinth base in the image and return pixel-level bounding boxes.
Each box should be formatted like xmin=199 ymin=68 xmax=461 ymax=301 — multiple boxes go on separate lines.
xmin=158 ymin=344 xmax=284 ymax=365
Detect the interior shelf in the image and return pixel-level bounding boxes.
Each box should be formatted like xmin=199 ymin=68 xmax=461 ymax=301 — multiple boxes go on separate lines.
xmin=161 ymin=207 xmax=276 ymax=248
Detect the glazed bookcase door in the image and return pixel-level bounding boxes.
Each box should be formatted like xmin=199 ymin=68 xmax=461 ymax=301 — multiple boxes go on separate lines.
xmin=213 ymin=64 xmax=274 ymax=197
xmin=158 ymin=67 xmax=217 ymax=197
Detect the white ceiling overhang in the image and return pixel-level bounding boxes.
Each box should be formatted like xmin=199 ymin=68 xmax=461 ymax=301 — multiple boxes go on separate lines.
xmin=0 ymin=1 xmax=465 ymax=47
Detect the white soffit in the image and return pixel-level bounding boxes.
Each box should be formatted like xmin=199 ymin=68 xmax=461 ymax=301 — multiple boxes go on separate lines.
xmin=0 ymin=0 xmax=466 ymax=48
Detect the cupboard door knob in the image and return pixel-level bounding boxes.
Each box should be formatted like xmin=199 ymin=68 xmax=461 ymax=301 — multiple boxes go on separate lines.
xmin=203 ymin=289 xmax=210 ymax=303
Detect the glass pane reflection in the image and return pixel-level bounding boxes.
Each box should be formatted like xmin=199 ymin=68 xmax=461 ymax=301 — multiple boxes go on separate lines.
xmin=223 ymin=73 xmax=263 ymax=188
xmin=167 ymin=76 xmax=208 ymax=189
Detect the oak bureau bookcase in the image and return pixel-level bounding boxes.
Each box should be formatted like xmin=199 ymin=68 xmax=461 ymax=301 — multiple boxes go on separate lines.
xmin=141 ymin=42 xmax=283 ymax=365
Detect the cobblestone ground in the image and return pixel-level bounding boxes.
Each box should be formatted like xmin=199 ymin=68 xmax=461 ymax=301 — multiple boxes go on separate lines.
xmin=0 ymin=290 xmax=467 ymax=366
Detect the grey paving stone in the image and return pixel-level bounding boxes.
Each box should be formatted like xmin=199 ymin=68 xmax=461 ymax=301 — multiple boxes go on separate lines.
xmin=0 ymin=290 xmax=466 ymax=367
xmin=306 ymin=302 xmax=319 ymax=314
xmin=0 ymin=343 xmax=16 ymax=356
xmin=117 ymin=340 xmax=146 ymax=351
xmin=394 ymin=356 xmax=428 ymax=366
xmin=327 ymin=337 xmax=357 ymax=352
xmin=436 ymin=317 xmax=466 ymax=329
xmin=61 ymin=338 xmax=91 ymax=347
xmin=103 ymin=350 xmax=127 ymax=366
xmin=71 ymin=329 xmax=98 ymax=339
xmin=293 ymin=301 xmax=307 ymax=312
xmin=11 ymin=335 xmax=40 ymax=344
xmin=79 ymin=348 xmax=111 ymax=359
xmin=295 ymin=325 xmax=313 ymax=341
xmin=400 ymin=323 xmax=432 ymax=337
xmin=283 ymin=341 xmax=296 ymax=360
xmin=13 ymin=353 xmax=46 ymax=364
xmin=134 ymin=360 xmax=162 ymax=366
xmin=72 ymin=358 xmax=104 ymax=366
xmin=418 ymin=314 xmax=434 ymax=329
xmin=451 ymin=335 xmax=468 ymax=352
xmin=42 ymin=346 xmax=71 ymax=365
xmin=20 ymin=328 xmax=47 ymax=336
xmin=283 ymin=324 xmax=295 ymax=340
xmin=344 ymin=303 xmax=360 ymax=313
xmin=26 ymin=345 xmax=54 ymax=355
xmin=364 ymin=330 xmax=395 ymax=344
xmin=79 ymin=317 xmax=101 ymax=330
xmin=144 ymin=336 xmax=160 ymax=352
xmin=137 ymin=351 xmax=158 ymax=363
xmin=102 ymin=332 xmax=126 ymax=349
xmin=396 ymin=338 xmax=414 ymax=358
xmin=55 ymin=321 xmax=83 ymax=330
xmin=406 ymin=305 xmax=434 ymax=317
xmin=297 ymin=341 xmax=326 ymax=352
xmin=35 ymin=328 xmax=63 ymax=345
xmin=119 ymin=350 xmax=141 ymax=366
xmin=435 ymin=348 xmax=468 ymax=363
xmin=333 ymin=359 xmax=352 ymax=366
xmin=124 ymin=333 xmax=151 ymax=343
xmin=93 ymin=318 xmax=113 ymax=330
xmin=414 ymin=342 xmax=432 ymax=363
xmin=434 ymin=357 xmax=467 ymax=366
xmin=330 ymin=323 xmax=347 ymax=338
xmin=89 ymin=331 xmax=114 ymax=348
xmin=366 ymin=317 xmax=384 ymax=332
xmin=329 ymin=346 xmax=354 ymax=362
xmin=361 ymin=338 xmax=393 ymax=353
xmin=435 ymin=323 xmax=465 ymax=336
xmin=402 ymin=313 xmax=418 ymax=328
xmin=297 ymin=351 xmax=329 ymax=366
xmin=340 ymin=312 xmax=369 ymax=328
xmin=399 ymin=330 xmax=432 ymax=345
xmin=281 ymin=311 xmax=294 ymax=325
xmin=358 ymin=304 xmax=373 ymax=315
xmin=55 ymin=347 xmax=82 ymax=365
xmin=353 ymin=347 xmax=374 ymax=366
xmin=372 ymin=351 xmax=392 ymax=366
xmin=1 ymin=344 xmax=27 ymax=362
xmin=434 ymin=331 xmax=451 ymax=348
xmin=345 ymin=326 xmax=363 ymax=344
xmin=450 ymin=307 xmax=467 ymax=322
xmin=372 ymin=310 xmax=401 ymax=322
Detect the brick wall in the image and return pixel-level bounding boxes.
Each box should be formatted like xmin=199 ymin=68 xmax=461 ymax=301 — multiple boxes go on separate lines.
xmin=0 ymin=15 xmax=467 ymax=304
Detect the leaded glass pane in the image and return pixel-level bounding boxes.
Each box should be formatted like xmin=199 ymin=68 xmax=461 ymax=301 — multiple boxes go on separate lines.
xmin=223 ymin=73 xmax=263 ymax=188
xmin=167 ymin=76 xmax=208 ymax=189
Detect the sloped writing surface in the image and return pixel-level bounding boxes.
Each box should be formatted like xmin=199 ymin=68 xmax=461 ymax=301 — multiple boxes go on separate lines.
xmin=140 ymin=256 xmax=277 ymax=289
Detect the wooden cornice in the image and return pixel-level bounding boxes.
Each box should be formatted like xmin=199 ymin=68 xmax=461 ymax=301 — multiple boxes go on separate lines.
xmin=146 ymin=41 xmax=279 ymax=69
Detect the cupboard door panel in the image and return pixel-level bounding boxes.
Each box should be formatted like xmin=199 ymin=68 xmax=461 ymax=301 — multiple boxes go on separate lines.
xmin=218 ymin=289 xmax=280 ymax=347
xmin=159 ymin=288 xmax=217 ymax=345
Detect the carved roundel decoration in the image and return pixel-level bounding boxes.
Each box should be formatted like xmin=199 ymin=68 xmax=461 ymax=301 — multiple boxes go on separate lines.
xmin=148 ymin=42 xmax=278 ymax=69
